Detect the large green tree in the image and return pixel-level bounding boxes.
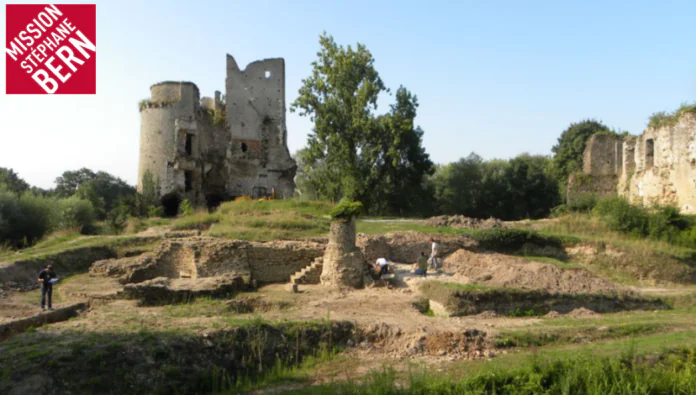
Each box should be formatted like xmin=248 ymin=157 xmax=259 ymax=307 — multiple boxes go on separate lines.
xmin=55 ymin=168 xmax=135 ymax=219
xmin=291 ymin=33 xmax=433 ymax=215
xmin=0 ymin=168 xmax=29 ymax=195
xmin=549 ymin=119 xmax=610 ymax=184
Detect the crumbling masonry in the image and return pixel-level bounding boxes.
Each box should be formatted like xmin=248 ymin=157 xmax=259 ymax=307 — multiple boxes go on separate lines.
xmin=137 ymin=55 xmax=297 ymax=213
xmin=568 ymin=112 xmax=696 ymax=213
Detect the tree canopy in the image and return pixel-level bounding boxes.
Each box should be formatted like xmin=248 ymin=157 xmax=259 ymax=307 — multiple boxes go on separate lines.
xmin=0 ymin=168 xmax=30 ymax=195
xmin=55 ymin=168 xmax=135 ymax=219
xmin=431 ymin=152 xmax=560 ymax=220
xmin=291 ymin=32 xmax=434 ymax=215
xmin=549 ymin=119 xmax=611 ymax=185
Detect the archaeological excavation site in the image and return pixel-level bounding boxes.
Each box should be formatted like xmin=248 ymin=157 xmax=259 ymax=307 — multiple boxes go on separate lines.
xmin=4 ymin=49 xmax=696 ymax=394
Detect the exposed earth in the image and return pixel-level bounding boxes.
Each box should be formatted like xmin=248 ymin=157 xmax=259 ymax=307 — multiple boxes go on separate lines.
xmin=0 ymin=216 xmax=693 ymax=394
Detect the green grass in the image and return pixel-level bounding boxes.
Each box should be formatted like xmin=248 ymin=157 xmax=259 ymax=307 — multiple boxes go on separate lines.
xmin=206 ymin=200 xmax=334 ymax=241
xmin=512 ymin=213 xmax=696 ymax=284
xmin=495 ymin=322 xmax=669 ymax=348
xmin=648 ymin=102 xmax=696 ymax=129
xmin=170 ymin=212 xmax=221 ymax=231
xmin=519 ymin=255 xmax=583 ymax=269
xmin=356 ymin=220 xmax=475 ymax=235
xmin=279 ymin=345 xmax=696 ymax=394
xmin=0 ymin=235 xmax=158 ymax=263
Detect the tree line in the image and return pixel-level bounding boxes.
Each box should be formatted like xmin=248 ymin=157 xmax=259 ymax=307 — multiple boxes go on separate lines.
xmin=1 ymin=32 xmax=620 ymax=249
xmin=293 ymin=32 xmax=616 ymax=219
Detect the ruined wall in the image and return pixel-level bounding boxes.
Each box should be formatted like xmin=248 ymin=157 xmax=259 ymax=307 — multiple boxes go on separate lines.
xmin=619 ymin=114 xmax=696 ymax=212
xmin=246 ymin=241 xmax=324 ymax=283
xmin=569 ymin=113 xmax=696 ymax=213
xmin=138 ymin=82 xmax=203 ymax=204
xmin=92 ymin=238 xmax=322 ymax=285
xmin=225 ymin=56 xmax=296 ymax=199
xmin=137 ymin=54 xmax=297 ymax=210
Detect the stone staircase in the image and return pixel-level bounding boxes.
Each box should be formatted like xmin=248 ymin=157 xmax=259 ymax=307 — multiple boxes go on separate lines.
xmin=288 ymin=258 xmax=323 ymax=290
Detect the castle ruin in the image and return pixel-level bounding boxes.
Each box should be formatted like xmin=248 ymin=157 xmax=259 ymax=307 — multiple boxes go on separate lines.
xmin=568 ymin=112 xmax=696 ymax=213
xmin=137 ymin=55 xmax=297 ymax=214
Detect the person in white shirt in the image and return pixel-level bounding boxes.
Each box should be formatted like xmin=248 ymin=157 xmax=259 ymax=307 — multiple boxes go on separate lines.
xmin=429 ymin=238 xmax=440 ymax=269
xmin=375 ymin=257 xmax=390 ymax=277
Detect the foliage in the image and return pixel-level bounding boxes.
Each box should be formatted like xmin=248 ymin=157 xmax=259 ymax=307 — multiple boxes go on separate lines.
xmin=106 ymin=205 xmax=129 ymax=235
xmin=0 ymin=190 xmax=96 ymax=248
xmin=411 ymin=297 xmax=430 ymax=314
xmin=593 ymin=197 xmax=695 ymax=246
xmin=55 ymin=168 xmax=136 ymax=220
xmin=290 ymin=32 xmax=434 ymax=216
xmin=56 ymin=196 xmax=96 ymax=232
xmin=329 ymin=200 xmax=363 ymax=220
xmin=0 ymin=167 xmax=30 ymax=195
xmin=549 ymin=119 xmax=612 ymax=186
xmin=648 ymin=102 xmax=696 ymax=129
xmin=0 ymin=190 xmax=48 ymax=248
xmin=431 ymin=152 xmax=560 ymax=220
xmin=472 ymin=228 xmax=566 ymax=251
xmin=290 ymin=348 xmax=696 ymax=394
xmin=178 ymin=199 xmax=195 ymax=216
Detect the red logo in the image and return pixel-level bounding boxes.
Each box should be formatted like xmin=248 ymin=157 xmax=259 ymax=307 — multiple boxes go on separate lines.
xmin=5 ymin=4 xmax=96 ymax=94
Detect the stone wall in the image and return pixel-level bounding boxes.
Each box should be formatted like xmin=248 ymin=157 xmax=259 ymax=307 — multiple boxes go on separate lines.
xmin=568 ymin=113 xmax=696 ymax=213
xmin=137 ymin=54 xmax=297 ymax=209
xmin=91 ymin=238 xmax=323 ymax=285
xmin=567 ymin=174 xmax=619 ymax=204
xmin=246 ymin=241 xmax=324 ymax=283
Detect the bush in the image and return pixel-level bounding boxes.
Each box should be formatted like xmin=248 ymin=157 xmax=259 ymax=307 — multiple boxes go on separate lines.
xmin=593 ymin=197 xmax=696 ymax=246
xmin=329 ymin=199 xmax=363 ymax=220
xmin=594 ymin=197 xmax=649 ymax=236
xmin=473 ymin=228 xmax=564 ymax=251
xmin=178 ymin=199 xmax=194 ymax=216
xmin=148 ymin=205 xmax=164 ymax=218
xmin=106 ymin=206 xmax=129 ymax=235
xmin=16 ymin=193 xmax=55 ymax=244
xmin=567 ymin=193 xmax=598 ymax=212
xmin=411 ymin=297 xmax=430 ymax=314
xmin=57 ymin=197 xmax=96 ymax=233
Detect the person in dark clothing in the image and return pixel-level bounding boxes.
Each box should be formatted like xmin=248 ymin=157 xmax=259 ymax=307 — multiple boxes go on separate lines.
xmin=38 ymin=265 xmax=57 ymax=310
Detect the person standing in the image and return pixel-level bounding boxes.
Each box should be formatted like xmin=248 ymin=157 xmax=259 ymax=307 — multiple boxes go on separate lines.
xmin=429 ymin=238 xmax=440 ymax=269
xmin=38 ymin=265 xmax=57 ymax=311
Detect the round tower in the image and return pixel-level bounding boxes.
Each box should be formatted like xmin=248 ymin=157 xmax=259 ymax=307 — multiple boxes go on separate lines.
xmin=137 ymin=81 xmax=201 ymax=214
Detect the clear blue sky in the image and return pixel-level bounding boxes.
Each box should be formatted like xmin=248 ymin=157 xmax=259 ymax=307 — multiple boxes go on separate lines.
xmin=1 ymin=0 xmax=695 ymax=189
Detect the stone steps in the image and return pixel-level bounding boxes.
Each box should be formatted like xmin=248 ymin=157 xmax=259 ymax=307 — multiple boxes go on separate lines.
xmin=289 ymin=258 xmax=323 ymax=286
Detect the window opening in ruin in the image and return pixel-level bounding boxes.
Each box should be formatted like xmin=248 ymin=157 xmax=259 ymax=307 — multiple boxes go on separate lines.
xmin=265 ymin=70 xmax=271 ymax=79
xmin=185 ymin=171 xmax=193 ymax=192
xmin=646 ymin=139 xmax=654 ymax=168
xmin=241 ymin=143 xmax=248 ymax=152
xmin=185 ymin=134 xmax=194 ymax=156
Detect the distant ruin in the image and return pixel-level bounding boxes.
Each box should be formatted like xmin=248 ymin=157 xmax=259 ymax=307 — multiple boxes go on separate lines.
xmin=568 ymin=111 xmax=696 ymax=212
xmin=137 ymin=55 xmax=297 ymax=214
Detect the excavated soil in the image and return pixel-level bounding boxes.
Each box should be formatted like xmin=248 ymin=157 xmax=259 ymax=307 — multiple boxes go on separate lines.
xmin=420 ymin=215 xmax=504 ymax=229
xmin=444 ymin=249 xmax=622 ymax=294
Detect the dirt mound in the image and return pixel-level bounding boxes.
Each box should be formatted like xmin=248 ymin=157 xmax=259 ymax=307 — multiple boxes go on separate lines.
xmin=444 ymin=249 xmax=622 ymax=294
xmin=358 ymin=323 xmax=490 ymax=360
xmin=421 ymin=215 xmax=504 ymax=229
xmin=567 ymin=307 xmax=600 ymax=318
xmin=423 ymin=329 xmax=488 ymax=358
xmin=383 ymin=232 xmax=475 ymax=263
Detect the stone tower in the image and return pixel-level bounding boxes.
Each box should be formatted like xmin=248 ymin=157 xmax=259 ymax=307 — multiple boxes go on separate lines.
xmin=137 ymin=55 xmax=297 ymax=215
